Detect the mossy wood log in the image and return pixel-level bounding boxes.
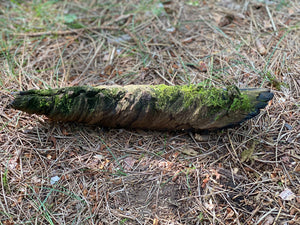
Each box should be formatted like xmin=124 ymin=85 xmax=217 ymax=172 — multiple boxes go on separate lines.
xmin=10 ymin=84 xmax=273 ymax=131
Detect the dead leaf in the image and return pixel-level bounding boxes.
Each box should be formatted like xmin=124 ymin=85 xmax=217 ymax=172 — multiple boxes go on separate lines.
xmin=241 ymin=142 xmax=256 ymax=163
xmin=181 ymin=37 xmax=194 ymax=44
xmin=263 ymin=20 xmax=272 ymax=29
xmin=3 ymin=220 xmax=14 ymax=225
xmin=195 ymin=133 xmax=209 ymax=141
xmin=8 ymin=150 xmax=21 ymax=170
xmin=50 ymin=135 xmax=57 ymax=148
xmin=62 ymin=128 xmax=69 ymax=135
xmin=294 ymin=163 xmax=300 ymax=172
xmin=202 ymin=174 xmax=210 ymax=188
xmin=166 ymin=27 xmax=175 ymax=33
xmin=290 ymin=206 xmax=297 ymax=215
xmin=100 ymin=144 xmax=106 ymax=151
xmin=262 ymin=215 xmax=274 ymax=225
xmin=32 ymin=175 xmax=45 ymax=184
xmin=197 ymin=61 xmax=207 ymax=72
xmin=218 ymin=14 xmax=234 ymax=27
xmin=281 ymin=156 xmax=290 ymax=162
xmin=270 ymin=173 xmax=277 ymax=179
xmin=169 ymin=50 xmax=176 ymax=57
xmin=256 ymin=39 xmax=267 ymax=55
xmin=185 ymin=24 xmax=191 ymax=30
xmin=104 ymin=64 xmax=114 ymax=76
xmin=211 ymin=169 xmax=221 ymax=180
xmin=214 ymin=13 xmax=223 ymax=25
xmin=158 ymin=161 xmax=173 ymax=171
xmin=94 ymin=154 xmax=105 ymax=160
xmin=171 ymin=151 xmax=180 ymax=159
xmin=181 ymin=147 xmax=198 ymax=156
xmin=225 ymin=207 xmax=234 ymax=219
xmin=172 ymin=64 xmax=179 ymax=69
xmin=288 ymin=8 xmax=294 ymax=15
xmin=83 ymin=189 xmax=88 ymax=197
xmin=204 ymin=199 xmax=214 ymax=210
xmin=153 ymin=218 xmax=159 ymax=225
xmin=279 ymin=188 xmax=296 ymax=201
xmin=100 ymin=159 xmax=110 ymax=170
xmin=123 ymin=157 xmax=136 ymax=171
xmin=50 ymin=176 xmax=60 ymax=185
xmin=172 ymin=170 xmax=181 ymax=182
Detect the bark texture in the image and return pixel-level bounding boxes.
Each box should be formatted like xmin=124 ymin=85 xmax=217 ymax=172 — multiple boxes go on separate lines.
xmin=10 ymin=84 xmax=273 ymax=131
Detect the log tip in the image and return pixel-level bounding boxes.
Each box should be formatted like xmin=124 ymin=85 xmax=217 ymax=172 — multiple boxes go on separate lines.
xmin=9 ymin=93 xmax=26 ymax=111
xmin=257 ymin=91 xmax=274 ymax=102
xmin=244 ymin=89 xmax=273 ymax=121
xmin=9 ymin=90 xmax=53 ymax=115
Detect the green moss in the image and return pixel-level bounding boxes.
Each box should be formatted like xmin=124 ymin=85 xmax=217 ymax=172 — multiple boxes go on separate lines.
xmin=35 ymin=86 xmax=125 ymax=117
xmin=152 ymin=84 xmax=253 ymax=115
xmin=39 ymin=98 xmax=51 ymax=109
xmin=180 ymin=85 xmax=204 ymax=108
xmin=53 ymin=93 xmax=73 ymax=115
xmin=229 ymin=94 xmax=252 ymax=112
xmin=153 ymin=84 xmax=226 ymax=110
xmin=152 ymin=84 xmax=181 ymax=109
xmin=26 ymin=87 xmax=88 ymax=116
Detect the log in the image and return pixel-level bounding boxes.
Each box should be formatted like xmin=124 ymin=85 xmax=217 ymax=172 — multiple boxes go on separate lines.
xmin=10 ymin=84 xmax=273 ymax=131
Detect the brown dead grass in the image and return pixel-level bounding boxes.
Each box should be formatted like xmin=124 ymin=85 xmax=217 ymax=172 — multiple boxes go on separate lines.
xmin=0 ymin=0 xmax=299 ymax=224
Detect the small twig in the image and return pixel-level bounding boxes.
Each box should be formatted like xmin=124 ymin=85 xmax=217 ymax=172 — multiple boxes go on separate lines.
xmin=13 ymin=25 xmax=120 ymax=37
xmin=111 ymin=209 xmax=137 ymax=221
xmin=249 ymin=7 xmax=259 ymax=31
xmin=273 ymin=207 xmax=283 ymax=225
xmin=256 ymin=208 xmax=277 ymax=224
xmin=275 ymin=121 xmax=285 ymax=166
xmin=154 ymin=70 xmax=174 ymax=85
xmin=173 ymin=2 xmax=183 ymax=27
xmin=265 ymin=4 xmax=278 ymax=36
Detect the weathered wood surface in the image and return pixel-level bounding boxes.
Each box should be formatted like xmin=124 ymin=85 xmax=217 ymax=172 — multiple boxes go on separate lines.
xmin=10 ymin=84 xmax=273 ymax=131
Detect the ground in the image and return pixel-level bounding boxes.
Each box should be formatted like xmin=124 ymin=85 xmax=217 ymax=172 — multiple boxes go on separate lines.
xmin=0 ymin=0 xmax=299 ymax=224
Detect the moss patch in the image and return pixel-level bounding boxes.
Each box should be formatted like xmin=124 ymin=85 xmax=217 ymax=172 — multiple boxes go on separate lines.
xmin=152 ymin=84 xmax=253 ymax=115
xmin=48 ymin=86 xmax=124 ymax=117
xmin=229 ymin=94 xmax=252 ymax=112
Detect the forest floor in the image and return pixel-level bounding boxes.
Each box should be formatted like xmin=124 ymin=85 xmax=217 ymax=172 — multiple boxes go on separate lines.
xmin=0 ymin=0 xmax=299 ymax=224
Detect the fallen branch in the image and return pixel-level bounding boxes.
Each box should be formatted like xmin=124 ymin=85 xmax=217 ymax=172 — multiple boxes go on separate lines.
xmin=10 ymin=84 xmax=273 ymax=131
xmin=13 ymin=25 xmax=119 ymax=37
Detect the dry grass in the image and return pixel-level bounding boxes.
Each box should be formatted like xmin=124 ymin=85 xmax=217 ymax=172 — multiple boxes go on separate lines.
xmin=0 ymin=0 xmax=299 ymax=224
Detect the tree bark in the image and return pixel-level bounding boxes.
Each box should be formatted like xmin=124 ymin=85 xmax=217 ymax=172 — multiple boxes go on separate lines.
xmin=10 ymin=84 xmax=273 ymax=131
